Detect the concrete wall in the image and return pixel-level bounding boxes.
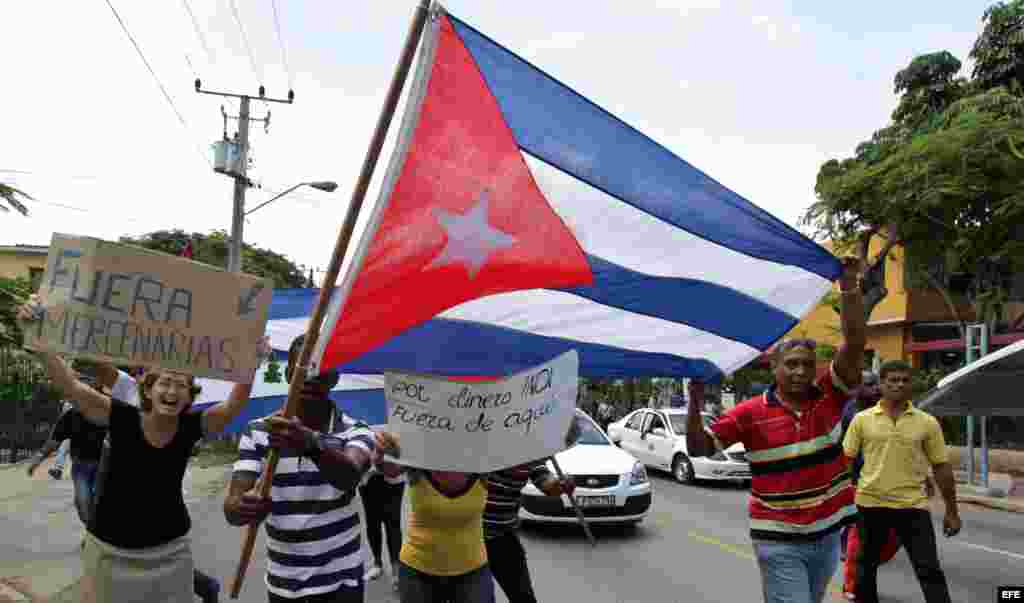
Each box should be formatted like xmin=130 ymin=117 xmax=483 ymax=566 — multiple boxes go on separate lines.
xmin=0 ymin=250 xmax=46 ymax=282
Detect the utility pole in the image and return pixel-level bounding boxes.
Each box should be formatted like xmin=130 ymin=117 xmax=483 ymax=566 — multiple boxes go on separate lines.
xmin=196 ymin=80 xmax=294 ymax=272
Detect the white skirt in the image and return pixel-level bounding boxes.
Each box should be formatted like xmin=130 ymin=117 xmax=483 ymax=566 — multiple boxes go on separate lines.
xmin=80 ymin=531 xmax=194 ymax=603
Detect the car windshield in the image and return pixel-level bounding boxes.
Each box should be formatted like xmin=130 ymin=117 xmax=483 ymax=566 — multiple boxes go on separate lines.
xmin=668 ymin=414 xmax=712 ymax=434
xmin=572 ymin=415 xmax=610 ymax=445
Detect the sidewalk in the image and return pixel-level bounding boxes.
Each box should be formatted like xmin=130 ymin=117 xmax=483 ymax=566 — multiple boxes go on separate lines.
xmin=954 ymin=470 xmax=1024 ymax=513
xmin=0 ymin=456 xmax=231 ymax=602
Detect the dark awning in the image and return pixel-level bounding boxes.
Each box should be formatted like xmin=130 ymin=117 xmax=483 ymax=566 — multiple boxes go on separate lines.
xmin=917 ymin=339 xmax=1024 ymax=416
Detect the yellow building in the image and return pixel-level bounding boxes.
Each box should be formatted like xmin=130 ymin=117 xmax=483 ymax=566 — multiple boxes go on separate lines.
xmin=0 ymin=244 xmax=48 ymax=290
xmin=781 ymin=235 xmax=1024 ymax=372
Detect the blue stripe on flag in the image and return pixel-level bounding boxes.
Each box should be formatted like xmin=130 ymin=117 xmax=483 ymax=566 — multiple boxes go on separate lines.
xmin=267 ymin=288 xmax=335 ymax=321
xmin=336 ymin=316 xmax=723 ymax=380
xmin=448 ymin=14 xmax=841 ymax=282
xmin=560 ymin=255 xmax=797 ymax=350
xmin=193 ymin=389 xmax=388 ymax=434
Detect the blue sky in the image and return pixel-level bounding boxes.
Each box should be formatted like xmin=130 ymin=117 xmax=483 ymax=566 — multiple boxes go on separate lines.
xmin=1 ymin=1 xmax=992 ymax=278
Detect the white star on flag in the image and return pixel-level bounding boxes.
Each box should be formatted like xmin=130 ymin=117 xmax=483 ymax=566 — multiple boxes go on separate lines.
xmin=425 ymin=190 xmax=517 ymax=279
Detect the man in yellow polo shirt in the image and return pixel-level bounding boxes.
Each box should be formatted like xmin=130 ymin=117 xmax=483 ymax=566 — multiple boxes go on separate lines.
xmin=842 ymin=360 xmax=961 ymax=603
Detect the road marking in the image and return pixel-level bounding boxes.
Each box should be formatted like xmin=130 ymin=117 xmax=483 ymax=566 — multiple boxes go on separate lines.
xmin=688 ymin=531 xmax=755 ymax=560
xmin=687 ymin=530 xmax=846 ymax=598
xmin=953 ymin=541 xmax=1024 ymax=562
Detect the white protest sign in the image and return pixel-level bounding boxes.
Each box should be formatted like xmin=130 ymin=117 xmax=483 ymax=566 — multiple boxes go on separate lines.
xmin=384 ymin=350 xmax=579 ymax=473
xmin=24 ymin=233 xmax=272 ymax=381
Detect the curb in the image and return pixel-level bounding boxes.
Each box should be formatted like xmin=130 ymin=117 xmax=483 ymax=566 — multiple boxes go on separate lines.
xmin=958 ymin=494 xmax=1024 ymax=514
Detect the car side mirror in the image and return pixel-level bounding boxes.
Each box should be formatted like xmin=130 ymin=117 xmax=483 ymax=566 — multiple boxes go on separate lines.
xmin=651 ymin=427 xmax=667 ymax=437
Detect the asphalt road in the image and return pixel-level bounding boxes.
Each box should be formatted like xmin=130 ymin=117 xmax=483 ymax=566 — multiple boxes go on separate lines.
xmin=4 ymin=460 xmax=1020 ymax=602
xmin=187 ymin=470 xmax=1024 ymax=603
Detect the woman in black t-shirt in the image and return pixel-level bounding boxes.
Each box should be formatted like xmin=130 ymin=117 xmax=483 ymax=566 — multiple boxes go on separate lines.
xmin=18 ymin=296 xmax=267 ymax=603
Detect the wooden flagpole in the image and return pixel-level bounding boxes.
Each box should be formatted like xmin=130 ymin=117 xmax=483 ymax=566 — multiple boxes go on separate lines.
xmin=549 ymin=455 xmax=596 ymax=547
xmin=228 ymin=0 xmax=433 ymax=597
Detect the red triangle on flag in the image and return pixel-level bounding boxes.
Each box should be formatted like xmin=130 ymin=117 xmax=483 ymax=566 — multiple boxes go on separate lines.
xmin=318 ymin=15 xmax=593 ymax=371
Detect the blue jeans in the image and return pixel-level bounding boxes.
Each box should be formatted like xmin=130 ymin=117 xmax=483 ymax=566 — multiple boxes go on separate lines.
xmin=54 ymin=440 xmax=70 ymax=471
xmin=71 ymin=460 xmax=99 ymax=525
xmin=753 ymin=529 xmax=841 ymax=603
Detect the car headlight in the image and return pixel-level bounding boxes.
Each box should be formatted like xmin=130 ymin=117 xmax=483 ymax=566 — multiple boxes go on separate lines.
xmin=629 ymin=462 xmax=648 ymax=485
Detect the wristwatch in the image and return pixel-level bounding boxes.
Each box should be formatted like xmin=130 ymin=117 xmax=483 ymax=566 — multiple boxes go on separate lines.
xmin=304 ymin=430 xmax=324 ymax=462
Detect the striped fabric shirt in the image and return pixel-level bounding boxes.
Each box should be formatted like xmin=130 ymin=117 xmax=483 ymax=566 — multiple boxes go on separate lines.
xmin=483 ymin=462 xmax=553 ymax=540
xmin=709 ymin=363 xmax=857 ymax=542
xmin=234 ymin=414 xmax=375 ymax=599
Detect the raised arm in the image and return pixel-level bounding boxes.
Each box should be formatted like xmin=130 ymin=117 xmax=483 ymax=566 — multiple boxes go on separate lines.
xmin=34 ymin=351 xmax=111 ymax=426
xmin=18 ymin=297 xmax=111 ymax=425
xmin=685 ymin=379 xmax=715 ymax=457
xmin=200 ymin=337 xmax=269 ymax=434
xmin=201 ymin=382 xmax=255 ymax=434
xmin=833 ymin=257 xmax=867 ymax=389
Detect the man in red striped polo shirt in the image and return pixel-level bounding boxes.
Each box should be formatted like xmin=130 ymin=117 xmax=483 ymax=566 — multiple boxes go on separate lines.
xmin=687 ymin=256 xmax=866 ymax=603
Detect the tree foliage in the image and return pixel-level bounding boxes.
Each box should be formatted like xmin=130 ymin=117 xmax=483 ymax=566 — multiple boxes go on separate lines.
xmin=0 ymin=183 xmax=31 ymax=216
xmin=0 ymin=276 xmax=32 ymax=347
xmin=119 ymin=229 xmax=307 ymax=289
xmin=803 ymin=2 xmax=1024 ymax=330
xmin=971 ymin=0 xmax=1024 ymax=91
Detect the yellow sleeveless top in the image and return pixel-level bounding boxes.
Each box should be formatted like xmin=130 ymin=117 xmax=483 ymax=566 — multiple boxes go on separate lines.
xmin=399 ymin=474 xmax=488 ymax=576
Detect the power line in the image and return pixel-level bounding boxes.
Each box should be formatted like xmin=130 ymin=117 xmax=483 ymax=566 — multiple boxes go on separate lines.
xmin=104 ymin=0 xmax=189 ymax=131
xmin=18 ymin=195 xmax=146 ymax=224
xmin=0 ymin=168 xmax=99 ymax=181
xmin=181 ymin=0 xmax=215 ymax=64
xmin=103 ymin=0 xmax=213 ymax=170
xmin=229 ymin=0 xmax=261 ymax=84
xmin=184 ymin=53 xmax=199 ymax=79
xmin=271 ymin=0 xmax=294 ymax=88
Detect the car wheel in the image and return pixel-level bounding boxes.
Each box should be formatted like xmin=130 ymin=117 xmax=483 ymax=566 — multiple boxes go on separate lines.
xmin=672 ymin=454 xmax=696 ymax=484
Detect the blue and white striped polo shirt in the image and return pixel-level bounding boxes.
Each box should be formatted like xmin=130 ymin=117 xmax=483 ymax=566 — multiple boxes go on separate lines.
xmin=234 ymin=414 xmax=375 ymax=599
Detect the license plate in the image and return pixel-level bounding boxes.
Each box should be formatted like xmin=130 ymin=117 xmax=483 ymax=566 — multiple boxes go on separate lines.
xmin=574 ymin=495 xmax=615 ymax=508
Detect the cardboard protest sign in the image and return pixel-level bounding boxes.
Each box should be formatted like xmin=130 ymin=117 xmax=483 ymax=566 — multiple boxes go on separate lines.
xmin=23 ymin=233 xmax=272 ymax=381
xmin=384 ymin=350 xmax=578 ymax=473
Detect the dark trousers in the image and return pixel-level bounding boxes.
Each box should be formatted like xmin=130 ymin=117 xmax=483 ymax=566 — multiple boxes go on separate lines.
xmin=70 ymin=459 xmax=99 ymax=525
xmin=855 ymin=506 xmax=952 ymax=603
xmin=193 ymin=569 xmax=220 ymax=603
xmin=360 ymin=476 xmax=404 ymax=568
xmin=268 ymin=586 xmax=363 ymax=602
xmin=485 ymin=532 xmax=538 ymax=603
xmin=397 ymin=562 xmax=494 ymax=603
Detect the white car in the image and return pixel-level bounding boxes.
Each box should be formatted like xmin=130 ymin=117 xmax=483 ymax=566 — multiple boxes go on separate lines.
xmin=607 ymin=408 xmax=750 ymax=485
xmin=519 ymin=410 xmax=652 ymax=526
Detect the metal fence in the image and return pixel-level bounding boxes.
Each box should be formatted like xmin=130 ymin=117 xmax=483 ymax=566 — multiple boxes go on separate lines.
xmin=0 ymin=346 xmax=61 ymax=463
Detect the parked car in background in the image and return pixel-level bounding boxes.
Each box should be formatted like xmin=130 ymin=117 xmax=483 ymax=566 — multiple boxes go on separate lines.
xmin=519 ymin=409 xmax=652 ymax=526
xmin=607 ymin=408 xmax=750 ymax=485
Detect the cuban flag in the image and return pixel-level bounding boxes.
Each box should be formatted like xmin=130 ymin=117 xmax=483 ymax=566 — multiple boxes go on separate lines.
xmin=302 ymin=7 xmax=840 ymax=382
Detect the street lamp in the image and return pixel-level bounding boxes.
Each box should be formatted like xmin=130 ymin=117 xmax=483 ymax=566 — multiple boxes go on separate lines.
xmin=244 ymin=181 xmax=339 ymax=217
xmin=227 ymin=180 xmax=338 ymax=274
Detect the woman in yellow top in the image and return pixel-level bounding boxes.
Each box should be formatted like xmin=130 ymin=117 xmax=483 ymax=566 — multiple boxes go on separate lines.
xmin=374 ymin=432 xmax=494 ymax=603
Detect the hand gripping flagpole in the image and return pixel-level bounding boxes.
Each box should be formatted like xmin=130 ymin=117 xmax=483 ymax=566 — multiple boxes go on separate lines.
xmin=549 ymin=455 xmax=596 ymax=547
xmin=228 ymin=0 xmax=433 ymax=597
xmin=548 ymin=415 xmax=596 ymax=546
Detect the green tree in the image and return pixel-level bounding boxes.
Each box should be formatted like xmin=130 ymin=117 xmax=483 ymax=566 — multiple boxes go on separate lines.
xmin=803 ymin=6 xmax=1024 ymax=335
xmin=0 ymin=183 xmax=31 ymax=216
xmin=0 ymin=276 xmax=32 ymax=347
xmin=119 ymin=229 xmax=307 ymax=289
xmin=970 ymin=0 xmax=1024 ymax=91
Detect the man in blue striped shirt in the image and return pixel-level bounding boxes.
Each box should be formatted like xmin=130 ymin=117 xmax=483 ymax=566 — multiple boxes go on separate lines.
xmin=223 ymin=336 xmax=376 ymax=602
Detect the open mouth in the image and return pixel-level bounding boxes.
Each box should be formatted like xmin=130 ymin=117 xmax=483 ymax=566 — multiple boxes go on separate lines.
xmin=158 ymin=399 xmax=180 ymax=411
